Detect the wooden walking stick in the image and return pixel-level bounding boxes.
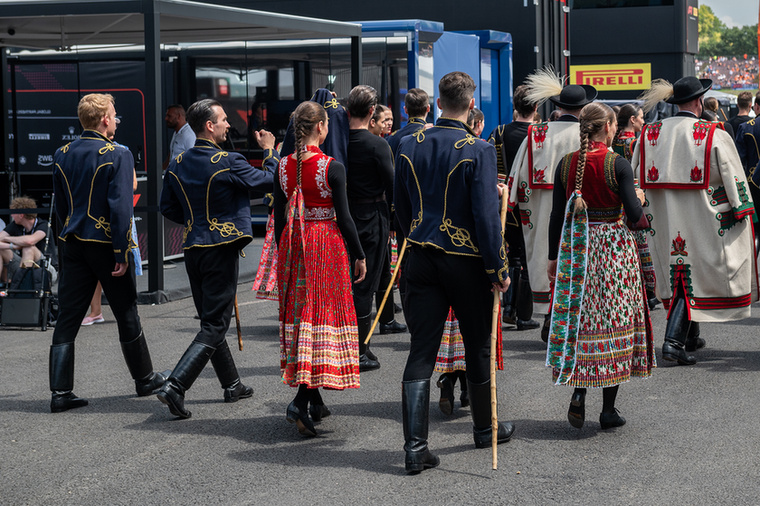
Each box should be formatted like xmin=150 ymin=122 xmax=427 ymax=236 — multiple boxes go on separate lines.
xmin=491 ymin=192 xmax=509 ymax=470
xmin=364 ymin=237 xmax=408 ymax=345
xmin=234 ymin=294 xmax=243 ymax=351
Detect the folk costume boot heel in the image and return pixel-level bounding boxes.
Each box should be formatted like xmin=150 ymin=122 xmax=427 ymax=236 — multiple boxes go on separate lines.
xmin=436 ymin=373 xmax=456 ymax=416
xmin=402 ymin=379 xmax=439 ymax=474
xmin=567 ymin=388 xmax=586 ymax=429
xmin=468 ymin=379 xmax=515 ymax=448
xmin=120 ymin=331 xmax=169 ymax=396
xmin=662 ymin=296 xmax=696 ymax=366
xmin=156 ymin=341 xmax=215 ymax=419
xmin=50 ymin=343 xmax=89 ymax=413
xmin=502 ymin=266 xmax=518 ymax=325
xmin=286 ymin=385 xmax=317 ymax=437
xmin=210 ymin=340 xmax=253 ymax=403
xmin=541 ymin=314 xmax=551 ymax=343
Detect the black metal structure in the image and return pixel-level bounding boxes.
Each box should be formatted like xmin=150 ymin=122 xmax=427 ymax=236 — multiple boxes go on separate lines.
xmin=0 ymin=0 xmax=362 ymax=303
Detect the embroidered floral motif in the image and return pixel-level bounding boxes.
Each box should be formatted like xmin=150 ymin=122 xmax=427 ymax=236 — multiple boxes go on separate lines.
xmin=693 ymin=120 xmax=710 ymax=146
xmin=302 ymin=207 xmax=336 ymax=220
xmin=315 ymin=156 xmax=331 ymax=198
xmin=278 ymin=157 xmax=289 ymax=194
xmin=533 ymin=166 xmax=547 ymax=184
xmin=532 ymin=123 xmax=549 ymax=148
xmin=690 ymin=161 xmax=703 ymax=182
xmin=671 ymin=231 xmax=688 ymax=256
xmin=517 ymin=181 xmax=531 ymax=203
xmin=646 ymin=122 xmax=662 ymax=146
xmin=647 ymin=163 xmax=659 ymax=182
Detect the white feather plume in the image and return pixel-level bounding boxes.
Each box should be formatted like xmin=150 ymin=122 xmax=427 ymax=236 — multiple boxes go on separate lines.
xmin=525 ymin=66 xmax=565 ymax=105
xmin=639 ymin=79 xmax=674 ymax=113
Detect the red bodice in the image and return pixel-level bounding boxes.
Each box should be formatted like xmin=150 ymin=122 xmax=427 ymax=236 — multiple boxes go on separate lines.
xmin=561 ymin=144 xmax=624 ymax=222
xmin=278 ymin=148 xmax=335 ymax=220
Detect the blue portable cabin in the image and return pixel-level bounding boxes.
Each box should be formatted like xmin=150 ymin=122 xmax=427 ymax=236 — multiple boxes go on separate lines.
xmin=359 ymin=20 xmax=513 ymax=136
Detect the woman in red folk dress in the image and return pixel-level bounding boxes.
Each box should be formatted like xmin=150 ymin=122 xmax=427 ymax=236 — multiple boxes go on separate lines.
xmin=274 ymin=101 xmax=367 ymax=437
xmin=547 ymin=102 xmax=655 ymax=430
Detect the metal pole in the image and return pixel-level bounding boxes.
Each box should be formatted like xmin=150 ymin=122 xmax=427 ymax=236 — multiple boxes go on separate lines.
xmin=144 ymin=0 xmax=165 ymax=302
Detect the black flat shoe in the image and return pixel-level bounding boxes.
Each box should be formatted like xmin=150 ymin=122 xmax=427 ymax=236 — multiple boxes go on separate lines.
xmin=516 ymin=318 xmax=541 ymax=331
xmin=359 ymin=353 xmax=380 ymax=372
xmin=380 ymin=320 xmax=407 ymax=334
xmin=436 ymin=375 xmax=455 ymax=416
xmin=286 ymin=401 xmax=317 ymax=437
xmin=600 ymin=408 xmax=626 ymax=430
xmin=309 ymin=403 xmax=331 ymax=423
xmin=567 ymin=391 xmax=585 ymax=429
xmin=541 ymin=315 xmax=551 ymax=343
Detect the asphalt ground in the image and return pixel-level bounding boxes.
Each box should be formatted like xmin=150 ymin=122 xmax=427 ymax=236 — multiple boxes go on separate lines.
xmin=1 ymin=239 xmax=759 ymax=505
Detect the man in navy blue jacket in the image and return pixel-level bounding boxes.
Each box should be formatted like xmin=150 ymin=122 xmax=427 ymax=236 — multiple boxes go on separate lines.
xmin=51 ymin=93 xmax=167 ymax=413
xmin=395 ymin=72 xmax=513 ymax=474
xmin=158 ymin=99 xmax=273 ymax=419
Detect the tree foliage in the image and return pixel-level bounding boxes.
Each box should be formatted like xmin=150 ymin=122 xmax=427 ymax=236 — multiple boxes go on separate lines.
xmin=698 ymin=5 xmax=758 ymax=58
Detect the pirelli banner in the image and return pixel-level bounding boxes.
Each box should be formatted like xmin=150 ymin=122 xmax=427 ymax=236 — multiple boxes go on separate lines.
xmin=569 ymin=63 xmax=652 ymax=91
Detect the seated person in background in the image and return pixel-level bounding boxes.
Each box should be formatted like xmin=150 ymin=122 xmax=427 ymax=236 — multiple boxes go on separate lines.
xmin=0 ymin=196 xmax=49 ymax=284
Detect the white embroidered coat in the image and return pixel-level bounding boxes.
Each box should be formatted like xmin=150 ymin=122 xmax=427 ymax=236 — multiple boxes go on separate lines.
xmin=631 ymin=115 xmax=758 ymax=322
xmin=508 ymin=120 xmax=580 ymax=314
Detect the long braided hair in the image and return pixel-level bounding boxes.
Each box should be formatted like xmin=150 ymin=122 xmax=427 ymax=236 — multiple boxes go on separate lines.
xmin=292 ymin=101 xmax=327 ymax=186
xmin=574 ymin=102 xmax=616 ymax=213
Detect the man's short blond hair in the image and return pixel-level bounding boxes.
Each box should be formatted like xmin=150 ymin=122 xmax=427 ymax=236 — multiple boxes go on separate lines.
xmin=78 ymin=93 xmax=114 ymax=130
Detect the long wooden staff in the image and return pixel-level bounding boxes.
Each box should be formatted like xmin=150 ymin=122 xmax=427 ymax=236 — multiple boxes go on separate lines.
xmin=364 ymin=237 xmax=408 ymax=345
xmin=234 ymin=294 xmax=243 ymax=351
xmin=491 ymin=193 xmax=509 ymax=470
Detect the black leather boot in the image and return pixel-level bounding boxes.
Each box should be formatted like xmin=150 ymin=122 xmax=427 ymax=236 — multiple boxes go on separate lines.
xmin=402 ymin=379 xmax=440 ymax=474
xmin=50 ymin=343 xmax=89 ymax=413
xmin=357 ymin=316 xmax=380 ymax=371
xmin=120 ymin=331 xmax=169 ymax=396
xmin=662 ymin=295 xmax=696 ymax=365
xmin=541 ymin=314 xmax=551 ymax=343
xmin=436 ymin=373 xmax=456 ymax=415
xmin=468 ymin=379 xmax=515 ymax=448
xmin=210 ymin=340 xmax=253 ymax=403
xmin=685 ymin=322 xmax=705 ymax=352
xmin=515 ymin=275 xmax=540 ymax=330
xmin=502 ymin=266 xmax=518 ymax=325
xmin=156 ymin=342 xmax=215 ymax=419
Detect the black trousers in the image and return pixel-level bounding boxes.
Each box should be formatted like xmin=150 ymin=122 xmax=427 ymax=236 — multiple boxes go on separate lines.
xmin=349 ymin=201 xmax=390 ymax=318
xmin=184 ymin=243 xmax=239 ymax=348
xmin=52 ymin=237 xmax=141 ymax=345
xmin=402 ymin=246 xmax=494 ymax=383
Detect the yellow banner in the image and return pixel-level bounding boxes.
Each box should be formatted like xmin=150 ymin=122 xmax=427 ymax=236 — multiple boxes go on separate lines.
xmin=570 ymin=63 xmax=651 ymax=91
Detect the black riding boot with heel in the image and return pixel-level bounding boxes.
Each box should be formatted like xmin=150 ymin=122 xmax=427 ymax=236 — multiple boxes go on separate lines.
xmin=50 ymin=342 xmax=89 ymax=413
xmin=468 ymin=379 xmax=515 ymax=448
xmin=402 ymin=379 xmax=440 ymax=474
xmin=156 ymin=341 xmax=215 ymax=419
xmin=210 ymin=340 xmax=253 ymax=402
xmin=120 ymin=331 xmax=169 ymax=396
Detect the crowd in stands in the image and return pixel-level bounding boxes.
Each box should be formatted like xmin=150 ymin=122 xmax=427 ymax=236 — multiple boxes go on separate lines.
xmin=696 ymin=55 xmax=757 ymax=90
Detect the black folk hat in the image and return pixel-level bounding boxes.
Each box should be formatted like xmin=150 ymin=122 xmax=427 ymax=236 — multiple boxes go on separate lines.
xmin=666 ymin=76 xmax=712 ymax=104
xmin=549 ymin=84 xmax=598 ymax=109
